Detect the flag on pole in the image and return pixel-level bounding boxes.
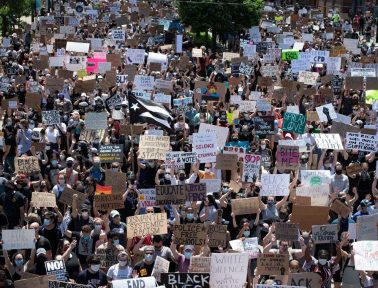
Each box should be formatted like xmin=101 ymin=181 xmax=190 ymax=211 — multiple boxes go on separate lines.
xmin=128 ymin=93 xmax=172 ymax=131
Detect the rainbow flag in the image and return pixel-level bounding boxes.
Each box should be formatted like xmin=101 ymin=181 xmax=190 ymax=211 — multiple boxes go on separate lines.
xmin=96 ymin=184 xmax=112 ymax=195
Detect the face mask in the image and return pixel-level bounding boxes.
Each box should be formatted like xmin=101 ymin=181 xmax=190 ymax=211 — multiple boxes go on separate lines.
xmin=81 ymin=211 xmax=89 ymax=218
xmin=300 ymin=158 xmax=308 ymax=164
xmin=59 ymin=179 xmax=65 ymax=185
xmin=164 ymin=174 xmax=170 ymax=180
xmin=95 ymin=224 xmax=102 ymax=230
xmin=113 ymin=239 xmax=120 ymax=246
xmin=15 ymin=259 xmax=24 ymax=267
xmin=184 ymin=252 xmax=192 ymax=260
xmin=318 ymin=259 xmax=327 ymax=266
xmin=119 ymin=260 xmax=127 ymax=267
xmin=66 ymin=162 xmax=73 ymax=168
xmin=29 ymin=124 xmax=35 ymax=129
xmin=186 ymin=213 xmax=193 ymax=220
xmin=51 ymin=160 xmax=58 ymax=166
xmin=243 ymin=230 xmax=250 ymax=237
xmin=205 ymin=168 xmax=210 ymax=173
xmin=222 ymin=187 xmax=229 ymax=193
xmin=90 ymin=264 xmax=100 ymax=272
xmin=82 ymin=235 xmax=90 ymax=241
xmin=112 ymin=168 xmax=119 ymax=172
xmin=43 ymin=219 xmax=50 ymax=226
xmin=267 ymin=201 xmax=275 ymax=207
xmin=60 ymin=155 xmax=65 ymax=161
xmin=261 ymin=145 xmax=266 ymax=150
xmin=336 ymin=170 xmax=342 ymax=175
xmin=179 ymin=176 xmax=185 ymax=181
xmin=145 ymin=254 xmax=153 ymax=262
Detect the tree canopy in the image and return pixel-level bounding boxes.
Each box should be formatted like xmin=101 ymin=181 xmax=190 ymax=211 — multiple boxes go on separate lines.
xmin=0 ymin=0 xmax=33 ymax=35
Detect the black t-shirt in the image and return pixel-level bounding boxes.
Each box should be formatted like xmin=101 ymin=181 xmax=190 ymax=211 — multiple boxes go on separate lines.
xmin=76 ymin=269 xmax=107 ymax=287
xmin=36 ymin=235 xmax=52 ymax=252
xmin=65 ymin=251 xmax=81 ymax=280
xmin=39 ymin=225 xmax=62 ymax=258
xmin=4 ymin=134 xmax=17 ymax=157
xmin=0 ymin=192 xmax=24 ymax=227
xmin=67 ymin=215 xmax=94 ymax=233
xmin=133 ymin=261 xmax=154 ymax=278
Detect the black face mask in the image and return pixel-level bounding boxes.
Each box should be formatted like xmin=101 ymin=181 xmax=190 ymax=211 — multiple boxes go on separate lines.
xmin=66 ymin=162 xmax=73 ymax=168
xmin=336 ymin=170 xmax=342 ymax=175
xmin=5 ymin=186 xmax=14 ymax=194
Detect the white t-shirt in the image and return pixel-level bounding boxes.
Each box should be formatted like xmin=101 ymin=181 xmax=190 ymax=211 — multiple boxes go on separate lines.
xmin=107 ymin=264 xmax=132 ymax=280
xmin=46 ymin=128 xmax=60 ymax=143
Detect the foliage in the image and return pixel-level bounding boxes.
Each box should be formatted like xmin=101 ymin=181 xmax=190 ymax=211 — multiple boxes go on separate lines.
xmin=0 ymin=0 xmax=33 ymax=35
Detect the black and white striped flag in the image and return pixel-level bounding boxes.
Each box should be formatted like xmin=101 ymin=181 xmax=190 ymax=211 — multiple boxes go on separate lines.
xmin=127 ymin=93 xmax=173 ymax=131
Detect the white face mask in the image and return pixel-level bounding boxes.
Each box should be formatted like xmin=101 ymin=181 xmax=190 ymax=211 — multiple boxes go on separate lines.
xmin=119 ymin=260 xmax=127 ymax=267
xmin=58 ymin=179 xmax=65 ymax=185
xmin=318 ymin=259 xmax=327 ymax=266
xmin=91 ymin=264 xmax=100 ymax=272
xmin=164 ymin=174 xmax=171 ymax=180
xmin=60 ymin=155 xmax=65 ymax=161
xmin=205 ymin=168 xmax=210 ymax=173
xmin=261 ymin=145 xmax=266 ymax=150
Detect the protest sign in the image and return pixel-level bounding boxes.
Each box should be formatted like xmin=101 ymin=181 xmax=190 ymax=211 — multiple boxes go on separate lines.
xmin=59 ymin=188 xmax=86 ymax=207
xmin=353 ymin=241 xmax=378 ymax=271
xmin=208 ymin=225 xmax=228 ymax=247
xmin=192 ymin=132 xmax=217 ymax=163
xmin=242 ymin=237 xmax=260 ymax=259
xmin=138 ymin=188 xmax=156 ymax=208
xmin=257 ymin=285 xmax=304 ymax=288
xmin=282 ymin=112 xmax=306 ymax=134
xmin=275 ymin=223 xmax=299 ymax=241
xmin=231 ymin=197 xmax=259 ymax=215
xmin=2 ymin=229 xmax=35 ymax=250
xmin=127 ymin=213 xmax=167 ymax=238
xmin=165 ymin=152 xmax=197 ymax=168
xmin=45 ymin=260 xmax=66 ymax=281
xmin=111 ymin=29 xmax=125 ymax=41
xmin=345 ymin=132 xmax=378 ymax=152
xmin=330 ymin=199 xmax=351 ymax=218
xmin=215 ymin=153 xmax=238 ymax=170
xmin=96 ymin=247 xmax=118 ymax=270
xmin=298 ymin=71 xmax=319 ymax=85
xmin=173 ymin=224 xmax=207 ymax=246
xmin=281 ymin=50 xmax=299 ymax=61
xmin=115 ymin=75 xmax=127 ymax=86
xmin=66 ymin=42 xmax=90 ymax=53
xmin=200 ymin=179 xmax=221 ymax=194
xmin=257 ymin=253 xmax=290 ymax=275
xmin=126 ymin=48 xmax=145 ymax=64
xmin=31 ymin=192 xmax=57 ymax=208
xmin=210 ymin=253 xmax=249 ymax=288
xmin=190 ymin=257 xmax=211 ymax=273
xmin=242 ymin=154 xmax=261 ymax=182
xmin=198 ymin=123 xmax=229 ymax=149
xmin=139 ymin=135 xmax=170 ymax=161
xmin=356 ymin=214 xmax=378 ymax=241
xmin=155 ymin=185 xmax=186 ymax=205
xmin=287 ymin=273 xmax=322 ymax=288
xmin=295 ymin=184 xmax=329 ymax=206
xmin=301 ymin=170 xmax=331 ymax=186
xmin=84 ymin=112 xmax=107 ymax=130
xmin=291 ymin=205 xmax=329 ymax=230
xmin=253 ymin=116 xmax=275 ymax=134
xmin=315 ymin=103 xmax=337 ymax=122
xmin=160 ymin=273 xmax=210 ymax=288
xmin=313 ymin=133 xmax=343 ymax=150
xmin=48 ymin=281 xmax=89 ymax=288
xmin=185 ymin=183 xmax=207 ymax=202
xmin=15 ymin=156 xmax=40 ymax=174
xmin=152 ymin=256 xmax=170 ymax=282
xmin=105 ymin=170 xmax=127 ymax=194
xmin=229 ymin=239 xmax=244 ymax=252
xmin=256 ymin=99 xmax=272 ymax=112
xmin=312 ymin=224 xmax=338 ymax=244
xmin=42 ymin=110 xmax=61 ymax=125
xmin=112 ymin=278 xmax=157 ymax=288
xmin=94 ymin=194 xmax=123 ymax=210
xmin=260 ymin=174 xmax=290 ymax=196
xmin=276 ymin=145 xmax=299 ymax=170
xmin=98 ymin=145 xmax=123 ymax=163
xmin=15 ymin=275 xmax=55 ymax=288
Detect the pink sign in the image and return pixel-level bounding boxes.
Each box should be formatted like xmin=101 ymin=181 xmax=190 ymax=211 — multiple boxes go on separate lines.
xmin=86 ymin=58 xmax=106 ymax=73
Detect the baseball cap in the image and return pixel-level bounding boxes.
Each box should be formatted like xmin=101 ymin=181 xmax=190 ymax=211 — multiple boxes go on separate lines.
xmin=36 ymin=248 xmax=47 ymax=257
xmin=110 ymin=210 xmax=120 ymax=218
xmin=360 ymin=199 xmax=370 ymax=207
xmin=66 ymin=157 xmax=74 ymax=162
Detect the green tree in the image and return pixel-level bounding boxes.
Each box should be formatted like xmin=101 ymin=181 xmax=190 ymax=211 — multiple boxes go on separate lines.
xmin=176 ymin=0 xmax=263 ymax=50
xmin=0 ymin=0 xmax=33 ymax=36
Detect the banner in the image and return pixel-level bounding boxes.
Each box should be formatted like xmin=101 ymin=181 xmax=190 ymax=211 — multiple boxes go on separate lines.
xmin=192 ymin=132 xmax=217 ymax=163
xmin=155 ymin=185 xmax=186 ymax=205
xmin=282 ymin=112 xmax=306 ymax=134
xmin=260 ymin=174 xmax=290 ymax=196
xmin=242 ymin=154 xmax=261 ymax=182
xmin=345 ymin=132 xmax=378 ymax=152
xmin=127 ymin=213 xmax=167 ymax=238
xmin=160 ymin=273 xmax=210 ymax=288
xmin=139 ymin=135 xmax=170 ymax=160
xmin=173 ymin=224 xmax=207 ymax=246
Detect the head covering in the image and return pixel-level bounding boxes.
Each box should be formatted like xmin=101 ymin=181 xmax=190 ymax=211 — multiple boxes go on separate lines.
xmin=110 ymin=210 xmax=120 ymax=218
xmin=36 ymin=248 xmax=46 ymax=257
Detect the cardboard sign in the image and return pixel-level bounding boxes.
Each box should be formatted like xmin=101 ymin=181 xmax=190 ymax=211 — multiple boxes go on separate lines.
xmin=85 ymin=112 xmax=108 ymax=130
xmin=287 ymin=273 xmax=322 ymax=288
xmin=192 ymin=132 xmax=217 ymax=163
xmin=330 ymin=199 xmax=351 ymax=218
xmin=160 ymin=273 xmax=210 ymax=288
xmin=313 ymin=133 xmax=344 ymax=150
xmin=315 ymin=103 xmax=337 ymax=122
xmin=185 ymin=183 xmax=207 ymax=202
xmin=112 ymin=278 xmax=157 ymax=288
xmin=253 ymin=116 xmax=275 ymax=135
xmin=301 ymin=170 xmax=331 ymax=186
xmin=215 ymin=153 xmax=238 ymax=170
xmin=116 ymin=75 xmax=128 ymax=86
xmin=94 ymin=194 xmax=124 ymax=210
xmin=15 ymin=275 xmax=55 ymax=288
xmin=194 ymin=81 xmax=226 ymax=103
xmin=345 ymin=133 xmax=378 ymax=153
xmin=260 ymin=174 xmax=290 ymax=196
xmin=298 ymin=71 xmax=319 ymax=85
xmin=139 ymin=135 xmax=170 ymax=161
xmin=127 ymin=213 xmax=167 ymax=238
xmin=231 ymin=197 xmax=259 ymax=215
xmin=257 ymin=253 xmax=290 ymax=275
xmin=138 ymin=189 xmax=156 ymax=208
xmin=190 ymin=257 xmax=211 ymax=273
xmin=42 ymin=110 xmax=61 ymax=125
xmin=242 ymin=154 xmax=261 ymax=183
xmin=200 ymin=179 xmax=221 ymax=194
xmin=210 ymin=253 xmax=249 ymax=287
xmin=15 ymin=156 xmax=40 ymax=174
xmin=45 ymin=260 xmax=66 ymax=281
xmin=152 ymin=256 xmax=170 ymax=282
xmin=356 ymin=214 xmax=378 ymax=241
xmin=31 ymin=192 xmax=56 ymax=208
xmin=275 ymin=223 xmax=299 ymax=241
xmin=98 ymin=144 xmax=123 ymax=163
xmin=48 ymin=281 xmax=88 ymax=288
xmin=165 ymin=152 xmax=197 ymax=167
xmin=134 ymin=75 xmax=155 ymax=90
xmin=105 ymin=170 xmax=127 ymax=194
xmin=2 ymin=229 xmax=35 ymax=250
xmin=155 ymin=185 xmax=186 ymax=205
xmin=346 ymin=163 xmax=362 ymax=177
xmin=207 ymin=224 xmax=228 ymax=247
xmin=330 ymin=122 xmax=359 ymax=139
xmin=295 ymin=184 xmax=329 ymax=206
xmin=291 ymin=205 xmax=329 ymax=230
xmin=173 ymin=224 xmax=207 ymax=246
xmin=126 ymin=48 xmax=145 ymax=64
xmin=353 ymin=241 xmax=378 ymax=271
xmin=198 ymin=123 xmax=229 ymax=149
xmin=282 ymin=112 xmax=306 ymax=134
xmin=276 ymin=146 xmax=299 ymax=170
xmin=59 ymin=188 xmax=86 ymax=206
xmin=312 ymin=224 xmax=338 ymax=244
xmin=96 ymin=247 xmax=118 ymax=270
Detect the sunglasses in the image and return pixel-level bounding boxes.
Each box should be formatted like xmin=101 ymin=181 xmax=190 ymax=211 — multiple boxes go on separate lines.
xmin=81 ymin=209 xmax=88 ymax=212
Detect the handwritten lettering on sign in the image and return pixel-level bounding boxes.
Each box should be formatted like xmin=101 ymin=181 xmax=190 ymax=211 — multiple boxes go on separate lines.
xmin=139 ymin=135 xmax=170 ymax=160
xmin=282 ymin=112 xmax=306 ymax=134
xmin=276 ymin=146 xmax=299 ymax=170
xmin=127 ymin=213 xmax=167 ymax=238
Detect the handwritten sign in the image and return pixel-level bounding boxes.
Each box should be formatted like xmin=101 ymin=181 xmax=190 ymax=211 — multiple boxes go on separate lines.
xmin=231 ymin=198 xmax=259 ymax=215
xmin=242 ymin=154 xmax=261 ymax=182
xmin=85 ymin=112 xmax=107 ymax=130
xmin=312 ymin=224 xmax=338 ymax=244
xmin=257 ymin=253 xmax=290 ymax=275
xmin=353 ymin=241 xmax=378 ymax=271
xmin=298 ymin=71 xmax=319 ymax=85
xmin=275 ymin=223 xmax=299 ymax=241
xmin=94 ymin=194 xmax=124 ymax=210
xmin=15 ymin=156 xmax=40 ymax=174
xmin=45 ymin=260 xmax=66 ymax=281
xmin=356 ymin=214 xmax=378 ymax=241
xmin=59 ymin=188 xmax=86 ymax=207
xmin=152 ymin=256 xmax=169 ymax=282
xmin=139 ymin=135 xmax=170 ymax=160
xmin=155 ymin=185 xmax=186 ymax=205
xmin=138 ymin=189 xmax=156 ymax=208
xmin=208 ymin=225 xmax=228 ymax=248
xmin=161 ymin=273 xmax=210 ymax=288
xmin=31 ymin=192 xmax=57 ymax=208
xmin=98 ymin=144 xmax=123 ymax=163
xmin=313 ymin=133 xmax=344 ymax=150
xmin=295 ymin=184 xmax=329 ymax=206
xmin=215 ymin=153 xmax=238 ymax=170
xmin=282 ymin=112 xmax=306 ymax=134
xmin=2 ymin=229 xmax=35 ymax=250
xmin=173 ymin=224 xmax=207 ymax=246
xmin=345 ymin=133 xmax=378 ymax=152
xmin=253 ymin=116 xmax=275 ymax=135
xmin=185 ymin=183 xmax=207 ymax=202
xmin=42 ymin=110 xmax=61 ymax=125
xmin=127 ymin=213 xmax=167 ymax=238
xmin=260 ymin=174 xmax=290 ymax=196
xmin=288 ymin=273 xmax=322 ymax=288
xmin=192 ymin=132 xmax=217 ymax=163
xmin=112 ymin=278 xmax=157 ymax=288
xmin=276 ymin=146 xmax=299 ymax=170
xmin=190 ymin=257 xmax=211 ymax=273
xmin=301 ymin=170 xmax=331 ymax=186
